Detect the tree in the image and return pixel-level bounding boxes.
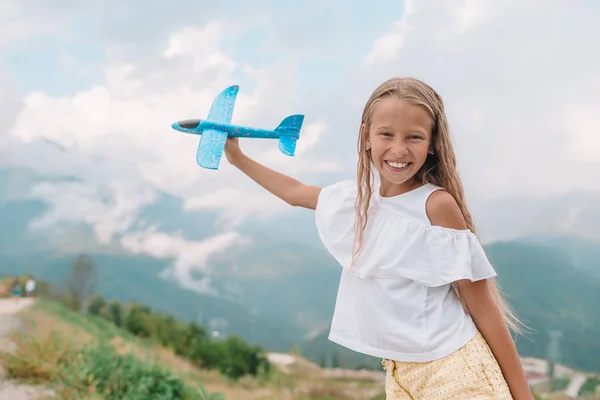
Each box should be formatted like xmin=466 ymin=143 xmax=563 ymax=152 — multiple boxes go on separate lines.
xmin=107 ymin=300 xmax=123 ymax=327
xmin=87 ymin=294 xmax=106 ymax=315
xmin=318 ymin=354 xmax=327 ymax=368
xmin=64 ymin=253 xmax=99 ymax=316
xmin=331 ymin=347 xmax=340 ymax=368
xmin=123 ymin=303 xmax=151 ymax=337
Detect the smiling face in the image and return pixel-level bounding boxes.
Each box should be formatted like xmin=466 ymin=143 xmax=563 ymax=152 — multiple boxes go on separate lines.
xmin=365 ymin=97 xmax=434 ymax=196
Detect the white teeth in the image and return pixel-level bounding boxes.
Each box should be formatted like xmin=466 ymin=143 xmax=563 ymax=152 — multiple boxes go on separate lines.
xmin=387 ymin=161 xmax=409 ymax=168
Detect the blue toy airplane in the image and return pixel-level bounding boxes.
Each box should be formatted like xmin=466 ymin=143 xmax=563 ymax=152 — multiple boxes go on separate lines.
xmin=171 ymin=85 xmax=304 ymax=170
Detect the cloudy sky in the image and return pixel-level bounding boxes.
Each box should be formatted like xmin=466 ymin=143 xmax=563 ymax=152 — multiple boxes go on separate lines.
xmin=1 ymin=1 xmax=599 ymax=291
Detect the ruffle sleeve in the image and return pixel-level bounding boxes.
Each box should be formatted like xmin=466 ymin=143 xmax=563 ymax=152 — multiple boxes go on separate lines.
xmin=315 ymin=180 xmax=497 ymax=287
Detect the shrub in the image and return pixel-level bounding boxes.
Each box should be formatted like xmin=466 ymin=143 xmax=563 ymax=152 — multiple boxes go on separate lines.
xmin=87 ymin=296 xmax=272 ymax=380
xmin=579 ymin=377 xmax=600 ymax=397
xmin=0 ymin=328 xmax=224 ymax=400
xmin=0 ymin=329 xmax=75 ymax=383
xmin=62 ymin=342 xmax=192 ymax=399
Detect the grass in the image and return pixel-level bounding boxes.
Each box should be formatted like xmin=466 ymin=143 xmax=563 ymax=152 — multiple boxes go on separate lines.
xmin=31 ymin=300 xmax=136 ymax=342
xmin=0 ymin=301 xmax=226 ymax=399
xmin=579 ymin=376 xmax=600 ymax=397
xmin=0 ymin=299 xmax=387 ymax=400
xmin=551 ymin=377 xmax=571 ymax=391
xmin=2 ymin=329 xmax=72 ymax=384
xmin=1 ymin=328 xmax=225 ymax=400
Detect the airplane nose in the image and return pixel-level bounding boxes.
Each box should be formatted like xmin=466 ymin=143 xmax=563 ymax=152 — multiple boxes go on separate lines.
xmin=171 ymin=119 xmax=201 ymax=133
xmin=178 ymin=119 xmax=201 ymax=129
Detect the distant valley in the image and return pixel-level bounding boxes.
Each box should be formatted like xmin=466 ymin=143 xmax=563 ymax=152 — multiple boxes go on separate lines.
xmin=1 ymin=165 xmax=600 ymax=373
xmin=3 ymin=232 xmax=600 ymax=373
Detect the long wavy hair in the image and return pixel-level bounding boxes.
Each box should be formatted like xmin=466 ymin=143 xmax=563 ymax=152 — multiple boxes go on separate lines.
xmin=353 ymin=77 xmax=523 ymax=334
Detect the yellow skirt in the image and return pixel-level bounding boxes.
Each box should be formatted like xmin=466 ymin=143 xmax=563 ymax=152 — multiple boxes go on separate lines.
xmin=382 ymin=331 xmax=513 ymax=399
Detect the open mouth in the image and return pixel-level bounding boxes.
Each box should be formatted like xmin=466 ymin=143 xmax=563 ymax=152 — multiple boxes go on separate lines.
xmin=385 ymin=161 xmax=411 ymax=171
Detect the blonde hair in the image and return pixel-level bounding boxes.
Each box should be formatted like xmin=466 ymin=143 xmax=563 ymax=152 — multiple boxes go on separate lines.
xmin=353 ymin=77 xmax=523 ymax=334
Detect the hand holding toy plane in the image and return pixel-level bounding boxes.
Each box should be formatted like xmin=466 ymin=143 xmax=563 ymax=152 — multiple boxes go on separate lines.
xmin=171 ymin=85 xmax=304 ymax=170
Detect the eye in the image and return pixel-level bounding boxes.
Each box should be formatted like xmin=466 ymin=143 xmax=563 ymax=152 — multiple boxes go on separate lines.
xmin=380 ymin=132 xmax=393 ymax=137
xmin=409 ymin=134 xmax=424 ymax=140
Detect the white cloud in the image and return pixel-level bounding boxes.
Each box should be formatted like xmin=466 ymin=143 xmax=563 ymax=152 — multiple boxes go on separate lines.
xmin=0 ymin=0 xmax=91 ymax=48
xmin=560 ymin=97 xmax=600 ymax=163
xmin=0 ymin=68 xmax=20 ymax=150
xmin=27 ymin=181 xmax=156 ymax=244
xmin=362 ymin=20 xmax=406 ymax=66
xmin=362 ymin=0 xmax=414 ymax=66
xmin=4 ymin=0 xmax=600 ymax=257
xmin=184 ymin=188 xmax=291 ymax=229
xmin=259 ymin=121 xmax=338 ymax=167
xmin=449 ymin=0 xmax=492 ymax=34
xmin=471 ymin=190 xmax=600 ymax=244
xmin=95 ymin=0 xmax=221 ymax=48
xmin=162 ymin=22 xmax=236 ymax=82
xmin=8 ymin=19 xmax=338 ymax=236
xmin=120 ymin=228 xmax=248 ymax=294
xmin=294 ymin=122 xmax=328 ymax=156
xmin=359 ymin=0 xmax=600 ymax=199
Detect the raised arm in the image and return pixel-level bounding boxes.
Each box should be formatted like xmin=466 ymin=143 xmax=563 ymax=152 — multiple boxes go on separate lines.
xmin=224 ymin=137 xmax=322 ymax=210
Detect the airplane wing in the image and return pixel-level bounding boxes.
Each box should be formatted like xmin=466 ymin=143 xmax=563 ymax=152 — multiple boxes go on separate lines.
xmin=196 ymin=85 xmax=239 ymax=169
xmin=196 ymin=129 xmax=228 ymax=170
xmin=207 ymin=85 xmax=239 ymax=123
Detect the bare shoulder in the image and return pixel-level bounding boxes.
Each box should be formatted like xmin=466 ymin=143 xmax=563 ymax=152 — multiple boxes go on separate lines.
xmin=425 ymin=189 xmax=468 ymax=230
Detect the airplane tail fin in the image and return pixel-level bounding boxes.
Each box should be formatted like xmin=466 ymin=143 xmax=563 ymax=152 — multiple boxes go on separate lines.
xmin=278 ymin=136 xmax=298 ymax=156
xmin=275 ymin=114 xmax=304 ymax=156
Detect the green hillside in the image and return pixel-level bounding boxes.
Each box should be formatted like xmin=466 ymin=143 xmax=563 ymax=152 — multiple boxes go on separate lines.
xmin=1 ymin=251 xmax=305 ymax=352
xmin=0 ymin=299 xmax=229 ymax=399
xmin=0 ymin=165 xmax=326 ymax=351
xmin=209 ymin=239 xmax=341 ymax=331
xmin=522 ymin=235 xmax=600 ymax=279
xmin=0 ymin=294 xmax=388 ymax=399
xmin=487 ymin=241 xmax=600 ymax=372
xmin=3 ymin=166 xmax=599 ymax=373
xmin=4 ymin=234 xmax=600 ymax=373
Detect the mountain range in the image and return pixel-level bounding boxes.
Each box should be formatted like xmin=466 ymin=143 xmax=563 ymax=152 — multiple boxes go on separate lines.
xmin=1 ymin=165 xmax=599 ymax=373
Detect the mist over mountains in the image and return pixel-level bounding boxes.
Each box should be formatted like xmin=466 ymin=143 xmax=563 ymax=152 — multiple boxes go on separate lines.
xmin=1 ymin=164 xmax=600 ymax=373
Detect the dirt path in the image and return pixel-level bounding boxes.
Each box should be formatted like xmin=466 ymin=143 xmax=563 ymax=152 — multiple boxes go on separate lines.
xmin=564 ymin=373 xmax=587 ymax=398
xmin=0 ymin=298 xmax=55 ymax=399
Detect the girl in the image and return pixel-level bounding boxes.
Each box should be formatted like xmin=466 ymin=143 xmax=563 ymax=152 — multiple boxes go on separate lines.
xmin=224 ymin=77 xmax=532 ymax=399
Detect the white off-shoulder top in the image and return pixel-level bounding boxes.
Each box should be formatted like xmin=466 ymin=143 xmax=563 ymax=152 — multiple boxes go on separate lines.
xmin=315 ymin=179 xmax=497 ymax=362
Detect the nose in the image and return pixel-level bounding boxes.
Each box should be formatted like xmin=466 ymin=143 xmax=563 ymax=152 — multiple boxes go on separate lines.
xmin=390 ymin=138 xmax=408 ymax=157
